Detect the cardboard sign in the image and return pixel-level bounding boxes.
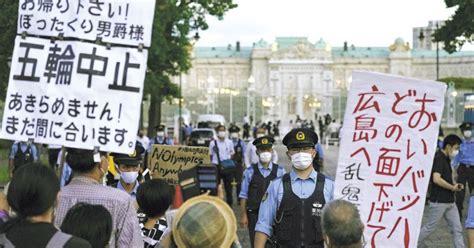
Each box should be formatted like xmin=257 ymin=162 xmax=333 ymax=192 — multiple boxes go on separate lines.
xmin=148 ymin=145 xmax=211 ymax=185
xmin=334 ymin=71 xmax=446 ymax=247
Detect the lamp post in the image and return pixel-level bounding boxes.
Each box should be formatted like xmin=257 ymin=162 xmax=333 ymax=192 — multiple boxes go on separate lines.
xmin=418 ymin=22 xmax=440 ymax=80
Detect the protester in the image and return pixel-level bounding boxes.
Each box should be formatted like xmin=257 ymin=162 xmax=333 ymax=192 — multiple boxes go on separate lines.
xmin=321 ymin=200 xmax=364 ymax=248
xmin=244 ymin=127 xmax=278 ymax=168
xmin=254 ymin=128 xmax=334 ymax=248
xmin=453 ymin=122 xmax=474 ymax=221
xmin=239 ymin=136 xmax=285 ymax=247
xmin=54 ymin=148 xmax=143 ymax=247
xmin=162 ymin=194 xmax=240 ymax=248
xmin=61 ymin=203 xmax=113 ymax=248
xmin=209 ymin=124 xmax=236 ymax=206
xmin=418 ymin=134 xmax=465 ymax=248
xmin=111 ymin=142 xmax=146 ymax=199
xmin=0 ymin=164 xmax=91 ymax=247
xmin=229 ymin=125 xmax=246 ymax=203
xmin=8 ymin=140 xmax=39 ymax=178
xmin=136 ymin=179 xmax=174 ymax=248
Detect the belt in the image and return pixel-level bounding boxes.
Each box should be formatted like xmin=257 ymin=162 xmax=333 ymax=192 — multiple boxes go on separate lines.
xmin=430 ymin=199 xmax=453 ymax=204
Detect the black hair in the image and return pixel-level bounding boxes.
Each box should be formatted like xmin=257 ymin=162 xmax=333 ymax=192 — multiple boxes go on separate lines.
xmin=443 ymin=134 xmax=462 ymax=149
xmin=1 ymin=164 xmax=59 ymax=232
xmin=137 ymin=179 xmax=173 ymax=218
xmin=66 ymin=148 xmax=106 ymax=172
xmin=61 ymin=203 xmax=112 ymax=248
xmin=215 ymin=125 xmax=225 ymax=131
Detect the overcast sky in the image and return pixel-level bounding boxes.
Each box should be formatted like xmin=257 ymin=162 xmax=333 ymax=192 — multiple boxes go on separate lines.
xmin=195 ymin=0 xmax=459 ymax=48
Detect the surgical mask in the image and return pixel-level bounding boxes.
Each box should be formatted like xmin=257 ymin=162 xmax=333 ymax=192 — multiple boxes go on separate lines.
xmin=157 ymin=131 xmax=165 ymax=137
xmin=464 ymin=130 xmax=472 ymax=139
xmin=259 ymin=152 xmax=272 ymax=163
xmin=291 ymin=152 xmax=313 ymax=170
xmin=256 ymin=133 xmax=265 ymax=138
xmin=230 ymin=133 xmax=239 ymax=139
xmin=218 ymin=131 xmax=226 ymax=138
xmin=450 ymin=149 xmax=459 ymax=159
xmin=121 ymin=171 xmax=139 ymax=184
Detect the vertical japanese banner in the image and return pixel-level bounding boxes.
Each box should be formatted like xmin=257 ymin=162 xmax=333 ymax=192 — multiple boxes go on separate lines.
xmin=334 ymin=71 xmax=446 ymax=247
xmin=0 ymin=36 xmax=147 ymax=154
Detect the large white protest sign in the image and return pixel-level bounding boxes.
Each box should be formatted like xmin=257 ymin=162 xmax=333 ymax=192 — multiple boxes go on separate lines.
xmin=0 ymin=36 xmax=147 ymax=154
xmin=334 ymin=71 xmax=446 ymax=247
xmin=17 ymin=0 xmax=155 ymax=47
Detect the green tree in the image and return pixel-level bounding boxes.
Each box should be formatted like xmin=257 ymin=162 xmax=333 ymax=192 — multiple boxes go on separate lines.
xmin=434 ymin=0 xmax=474 ymax=53
xmin=0 ymin=0 xmax=19 ymax=99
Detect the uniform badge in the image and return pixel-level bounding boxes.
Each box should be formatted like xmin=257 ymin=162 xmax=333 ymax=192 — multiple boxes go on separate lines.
xmin=129 ymin=150 xmax=137 ymax=158
xmin=296 ymin=131 xmax=305 ymax=141
xmin=312 ymin=202 xmax=323 ymax=217
xmin=262 ymin=138 xmax=269 ymax=144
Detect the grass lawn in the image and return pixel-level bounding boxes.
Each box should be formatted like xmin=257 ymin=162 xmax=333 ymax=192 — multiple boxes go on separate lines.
xmin=0 ymin=147 xmax=50 ymax=185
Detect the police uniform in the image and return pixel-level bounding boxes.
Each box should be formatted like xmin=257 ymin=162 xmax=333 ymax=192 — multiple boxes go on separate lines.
xmin=9 ymin=141 xmax=39 ymax=174
xmin=454 ymin=122 xmax=474 ymax=220
xmin=110 ymin=142 xmax=146 ymax=198
xmin=239 ymin=136 xmax=285 ymax=246
xmin=230 ymin=125 xmax=247 ymax=200
xmin=149 ymin=125 xmax=173 ymax=149
xmin=255 ymin=128 xmax=334 ymax=248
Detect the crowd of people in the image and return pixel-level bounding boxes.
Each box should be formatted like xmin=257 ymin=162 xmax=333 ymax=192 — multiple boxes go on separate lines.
xmin=1 ymin=119 xmax=473 ymax=247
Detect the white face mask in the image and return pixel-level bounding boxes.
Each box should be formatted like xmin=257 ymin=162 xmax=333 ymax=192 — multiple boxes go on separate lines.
xmin=259 ymin=152 xmax=272 ymax=163
xmin=256 ymin=133 xmax=265 ymax=138
xmin=230 ymin=133 xmax=239 ymax=139
xmin=291 ymin=152 xmax=314 ymax=170
xmin=218 ymin=131 xmax=226 ymax=138
xmin=464 ymin=130 xmax=472 ymax=139
xmin=450 ymin=149 xmax=459 ymax=159
xmin=157 ymin=131 xmax=165 ymax=137
xmin=120 ymin=171 xmax=139 ymax=184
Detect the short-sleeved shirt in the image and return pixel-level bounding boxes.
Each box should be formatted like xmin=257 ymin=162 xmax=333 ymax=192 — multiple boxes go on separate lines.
xmin=239 ymin=162 xmax=286 ymax=199
xmin=430 ymin=151 xmax=455 ymax=203
xmin=9 ymin=142 xmax=39 ymax=161
xmin=453 ymin=139 xmax=474 ymax=166
xmin=115 ymin=181 xmax=140 ymax=199
xmin=55 ymin=176 xmax=143 ymax=248
xmin=209 ymin=138 xmax=235 ymax=164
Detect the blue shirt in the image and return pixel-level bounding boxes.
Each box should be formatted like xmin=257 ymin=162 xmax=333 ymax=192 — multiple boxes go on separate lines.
xmin=209 ymin=138 xmax=235 ymax=164
xmin=315 ymin=143 xmax=324 ymax=159
xmin=255 ymin=169 xmax=334 ymax=237
xmin=116 ymin=181 xmax=140 ymax=199
xmin=9 ymin=142 xmax=39 ymax=161
xmin=149 ymin=136 xmax=173 ymax=150
xmin=239 ymin=162 xmax=286 ymax=199
xmin=453 ymin=139 xmax=474 ymax=166
xmin=60 ymin=163 xmax=72 ymax=188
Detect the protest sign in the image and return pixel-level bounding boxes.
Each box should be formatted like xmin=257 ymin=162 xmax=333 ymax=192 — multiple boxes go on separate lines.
xmin=17 ymin=0 xmax=155 ymax=47
xmin=148 ymin=145 xmax=211 ymax=185
xmin=334 ymin=71 xmax=446 ymax=247
xmin=0 ymin=35 xmax=147 ymax=154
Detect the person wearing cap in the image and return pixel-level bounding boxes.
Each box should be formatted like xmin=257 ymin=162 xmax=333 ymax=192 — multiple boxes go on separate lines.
xmin=209 ymin=124 xmax=236 ymax=205
xmin=111 ymin=143 xmax=146 ymax=199
xmin=453 ymin=122 xmax=474 ymax=220
xmin=54 ymin=148 xmax=143 ymax=247
xmin=149 ymin=125 xmax=173 ymax=150
xmin=244 ymin=127 xmax=278 ymax=168
xmin=230 ymin=125 xmax=247 ymax=202
xmin=239 ymin=136 xmax=285 ymax=247
xmin=254 ymin=128 xmax=334 ymax=248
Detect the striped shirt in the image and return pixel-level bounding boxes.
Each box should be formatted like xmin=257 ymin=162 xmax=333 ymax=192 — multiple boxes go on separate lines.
xmin=54 ymin=176 xmax=143 ymax=248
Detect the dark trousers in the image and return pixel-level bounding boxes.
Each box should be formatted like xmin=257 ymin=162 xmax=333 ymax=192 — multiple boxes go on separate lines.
xmin=219 ymin=170 xmax=235 ymax=206
xmin=247 ymin=210 xmax=259 ymax=248
xmin=48 ymin=148 xmax=61 ymax=170
xmin=456 ymin=163 xmax=474 ymax=220
xmin=235 ymin=162 xmax=244 ymax=201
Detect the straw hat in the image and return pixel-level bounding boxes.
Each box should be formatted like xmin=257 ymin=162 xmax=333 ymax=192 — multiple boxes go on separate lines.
xmin=172 ymin=194 xmax=237 ymax=248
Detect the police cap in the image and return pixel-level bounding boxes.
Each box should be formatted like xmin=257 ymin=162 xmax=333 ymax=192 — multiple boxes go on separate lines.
xmin=282 ymin=128 xmax=318 ymax=148
xmin=252 ymin=136 xmax=275 ymax=149
xmin=459 ymin=122 xmax=472 ymax=130
xmin=229 ymin=125 xmax=240 ymax=133
xmin=155 ymin=124 xmax=166 ymax=131
xmin=111 ymin=142 xmax=145 ymax=166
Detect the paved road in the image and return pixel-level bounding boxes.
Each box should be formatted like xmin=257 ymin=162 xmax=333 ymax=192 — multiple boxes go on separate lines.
xmin=233 ymin=144 xmax=468 ymax=248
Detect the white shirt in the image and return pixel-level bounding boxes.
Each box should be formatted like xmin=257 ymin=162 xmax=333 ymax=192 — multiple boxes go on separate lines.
xmin=244 ymin=139 xmax=278 ymax=167
xmin=137 ymin=135 xmax=150 ymax=149
xmin=209 ymin=138 xmax=235 ymax=164
xmin=329 ymin=122 xmax=340 ymax=133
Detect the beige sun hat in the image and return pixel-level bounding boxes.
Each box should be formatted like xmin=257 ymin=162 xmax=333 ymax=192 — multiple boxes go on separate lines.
xmin=172 ymin=194 xmax=237 ymax=248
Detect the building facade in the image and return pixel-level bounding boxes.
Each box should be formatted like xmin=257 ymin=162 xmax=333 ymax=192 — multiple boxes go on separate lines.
xmin=174 ymin=36 xmax=474 ymax=123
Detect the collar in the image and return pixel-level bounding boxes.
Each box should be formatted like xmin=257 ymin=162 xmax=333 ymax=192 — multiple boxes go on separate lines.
xmin=71 ymin=175 xmax=100 ymax=185
xmin=290 ymin=169 xmax=317 ymax=182
xmin=258 ymin=162 xmax=273 ymax=171
xmin=117 ymin=180 xmax=139 ymax=195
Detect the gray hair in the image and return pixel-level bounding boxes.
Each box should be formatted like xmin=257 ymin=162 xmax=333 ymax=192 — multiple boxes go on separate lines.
xmin=321 ymin=199 xmax=364 ymax=247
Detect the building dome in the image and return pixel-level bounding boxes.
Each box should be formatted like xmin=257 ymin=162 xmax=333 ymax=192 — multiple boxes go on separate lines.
xmin=394 ymin=37 xmax=405 ymax=46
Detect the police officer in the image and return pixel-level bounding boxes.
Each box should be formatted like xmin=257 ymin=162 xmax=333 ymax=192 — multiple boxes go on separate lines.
xmin=254 ymin=128 xmax=334 ymax=248
xmin=110 ymin=142 xmax=146 ymax=199
xmin=149 ymin=124 xmax=173 ymax=150
xmin=8 ymin=140 xmax=39 ymax=179
xmin=239 ymin=136 xmax=285 ymax=247
xmin=230 ymin=125 xmax=247 ymax=202
xmin=454 ymin=122 xmax=474 ymax=220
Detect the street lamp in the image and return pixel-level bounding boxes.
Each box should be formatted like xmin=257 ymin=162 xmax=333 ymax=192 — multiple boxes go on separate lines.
xmin=418 ymin=22 xmax=440 ymax=80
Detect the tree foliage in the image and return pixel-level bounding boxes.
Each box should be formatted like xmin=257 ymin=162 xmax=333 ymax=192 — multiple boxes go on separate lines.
xmin=439 ymin=77 xmax=474 ymax=90
xmin=0 ymin=0 xmax=19 ymax=99
xmin=434 ymin=0 xmax=474 ymax=53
